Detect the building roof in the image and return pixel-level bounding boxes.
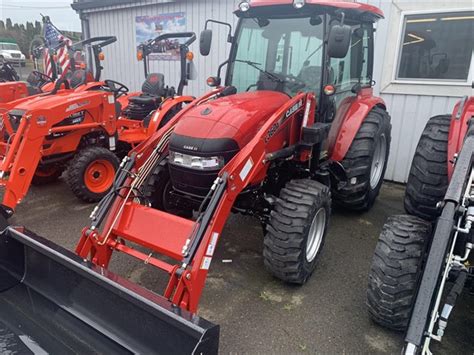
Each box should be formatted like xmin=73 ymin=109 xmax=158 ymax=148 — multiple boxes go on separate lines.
xmin=71 ymin=0 xmax=141 ymax=11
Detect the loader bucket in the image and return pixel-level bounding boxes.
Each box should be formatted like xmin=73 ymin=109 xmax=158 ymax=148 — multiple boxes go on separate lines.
xmin=0 ymin=225 xmax=219 ymax=354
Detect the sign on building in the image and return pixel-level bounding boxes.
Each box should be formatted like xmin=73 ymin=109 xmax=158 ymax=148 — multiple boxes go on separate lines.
xmin=135 ymin=12 xmax=186 ymax=61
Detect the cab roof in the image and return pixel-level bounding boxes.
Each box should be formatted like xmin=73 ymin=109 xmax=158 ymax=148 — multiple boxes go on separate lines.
xmin=235 ymin=0 xmax=384 ymax=21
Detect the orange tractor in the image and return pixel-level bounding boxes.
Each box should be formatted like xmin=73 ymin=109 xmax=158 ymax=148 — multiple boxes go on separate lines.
xmin=117 ymin=32 xmax=197 ymax=149
xmin=0 ymin=36 xmax=121 ymax=216
xmin=0 ymin=32 xmax=198 ymax=215
xmin=1 ymin=1 xmax=390 ymax=353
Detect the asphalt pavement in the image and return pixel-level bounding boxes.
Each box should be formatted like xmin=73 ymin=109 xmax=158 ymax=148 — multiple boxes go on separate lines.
xmin=11 ymin=180 xmax=473 ymax=354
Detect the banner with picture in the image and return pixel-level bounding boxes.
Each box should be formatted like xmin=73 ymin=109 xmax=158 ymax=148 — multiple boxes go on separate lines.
xmin=135 ymin=12 xmax=186 ymax=61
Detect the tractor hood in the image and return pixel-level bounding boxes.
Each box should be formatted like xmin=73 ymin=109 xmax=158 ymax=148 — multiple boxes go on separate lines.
xmin=171 ymin=90 xmax=289 ymax=153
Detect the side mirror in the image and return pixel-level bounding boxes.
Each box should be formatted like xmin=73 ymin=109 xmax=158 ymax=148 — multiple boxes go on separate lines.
xmin=327 ymin=24 xmax=351 ymax=58
xmin=200 ymin=29 xmax=213 ymax=56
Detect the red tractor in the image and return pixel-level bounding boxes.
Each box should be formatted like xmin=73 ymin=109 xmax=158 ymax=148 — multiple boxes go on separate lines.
xmin=0 ymin=1 xmax=390 ymax=353
xmin=367 ymin=95 xmax=474 ymax=354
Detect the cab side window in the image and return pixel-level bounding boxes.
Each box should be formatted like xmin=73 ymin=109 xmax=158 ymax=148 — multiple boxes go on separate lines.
xmin=329 ymin=23 xmax=373 ymax=104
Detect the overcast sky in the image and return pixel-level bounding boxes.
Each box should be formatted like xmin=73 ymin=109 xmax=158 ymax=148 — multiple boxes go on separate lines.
xmin=0 ymin=0 xmax=82 ymax=32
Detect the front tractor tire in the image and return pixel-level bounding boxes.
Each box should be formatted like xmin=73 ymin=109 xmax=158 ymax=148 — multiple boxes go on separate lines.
xmin=142 ymin=161 xmax=193 ymax=218
xmin=404 ymin=115 xmax=450 ymax=221
xmin=333 ymin=107 xmax=391 ymax=211
xmin=66 ymin=147 xmax=119 ymax=202
xmin=367 ymin=214 xmax=432 ymax=330
xmin=263 ymin=179 xmax=331 ymax=284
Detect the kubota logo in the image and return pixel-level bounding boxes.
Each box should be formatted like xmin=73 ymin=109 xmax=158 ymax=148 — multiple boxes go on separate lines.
xmin=66 ymin=100 xmax=90 ymax=112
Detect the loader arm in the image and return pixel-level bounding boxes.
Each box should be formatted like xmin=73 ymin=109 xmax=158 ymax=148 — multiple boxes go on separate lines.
xmin=0 ymin=91 xmax=117 ymax=213
xmin=404 ymin=133 xmax=474 ymax=354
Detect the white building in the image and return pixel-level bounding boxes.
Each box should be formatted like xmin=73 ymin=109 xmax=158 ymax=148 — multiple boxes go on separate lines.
xmin=72 ymin=0 xmax=473 ymax=182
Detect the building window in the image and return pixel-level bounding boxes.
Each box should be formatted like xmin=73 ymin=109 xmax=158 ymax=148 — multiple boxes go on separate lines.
xmin=396 ymin=10 xmax=474 ymax=83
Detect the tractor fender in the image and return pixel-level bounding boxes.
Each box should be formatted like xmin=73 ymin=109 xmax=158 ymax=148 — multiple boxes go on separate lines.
xmin=328 ymin=89 xmax=386 ymax=162
xmin=447 ymin=96 xmax=474 ymax=179
xmin=147 ymin=96 xmax=194 ymax=134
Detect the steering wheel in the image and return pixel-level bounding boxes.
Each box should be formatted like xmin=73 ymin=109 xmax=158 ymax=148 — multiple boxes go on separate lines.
xmin=105 ymin=79 xmax=129 ymax=98
xmin=282 ymin=74 xmax=307 ymax=92
xmin=31 ymin=70 xmax=53 ymax=85
xmin=2 ymin=62 xmax=20 ymax=81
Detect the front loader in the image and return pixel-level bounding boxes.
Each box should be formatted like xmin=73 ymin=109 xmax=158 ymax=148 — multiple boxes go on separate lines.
xmin=367 ymin=95 xmax=474 ymax=354
xmin=1 ymin=1 xmax=390 ymax=352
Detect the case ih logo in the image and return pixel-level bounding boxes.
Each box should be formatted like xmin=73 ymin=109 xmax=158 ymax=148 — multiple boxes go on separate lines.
xmin=183 ymin=145 xmax=198 ymax=151
xmin=265 ymin=100 xmax=303 ymax=143
xmin=285 ymin=99 xmax=303 ymax=118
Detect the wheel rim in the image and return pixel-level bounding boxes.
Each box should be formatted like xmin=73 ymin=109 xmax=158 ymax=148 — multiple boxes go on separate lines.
xmin=84 ymin=159 xmax=115 ymax=194
xmin=306 ymin=207 xmax=326 ymax=263
xmin=370 ymin=134 xmax=387 ymax=190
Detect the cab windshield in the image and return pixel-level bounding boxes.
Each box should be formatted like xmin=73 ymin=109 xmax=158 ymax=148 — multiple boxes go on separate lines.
xmin=228 ymin=16 xmax=324 ymax=97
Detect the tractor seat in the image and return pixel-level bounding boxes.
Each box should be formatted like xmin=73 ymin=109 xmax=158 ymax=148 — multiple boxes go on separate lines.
xmin=69 ymin=69 xmax=94 ymax=89
xmin=128 ymin=73 xmax=168 ymax=106
xmin=129 ymin=95 xmax=163 ymax=106
xmin=298 ymin=66 xmax=321 ymax=88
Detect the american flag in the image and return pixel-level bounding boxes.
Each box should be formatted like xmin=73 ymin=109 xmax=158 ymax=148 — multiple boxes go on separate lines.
xmin=43 ymin=18 xmax=72 ymax=79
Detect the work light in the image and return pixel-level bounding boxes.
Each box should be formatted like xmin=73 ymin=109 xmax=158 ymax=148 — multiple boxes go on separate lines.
xmin=239 ymin=1 xmax=250 ymax=12
xmin=293 ymin=0 xmax=305 ymax=9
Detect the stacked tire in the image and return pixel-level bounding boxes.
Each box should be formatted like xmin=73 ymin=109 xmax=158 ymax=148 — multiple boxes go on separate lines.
xmin=367 ymin=114 xmax=451 ymax=330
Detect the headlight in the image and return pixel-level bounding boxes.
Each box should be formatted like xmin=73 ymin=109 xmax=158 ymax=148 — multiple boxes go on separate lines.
xmin=21 ymin=54 xmax=25 ymax=59
xmin=169 ymin=151 xmax=225 ymax=171
xmin=2 ymin=53 xmax=11 ymax=58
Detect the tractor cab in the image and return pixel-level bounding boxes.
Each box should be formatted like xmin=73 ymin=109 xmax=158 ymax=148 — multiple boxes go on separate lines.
xmin=122 ymin=32 xmax=196 ymax=121
xmin=167 ymin=0 xmax=383 ymax=200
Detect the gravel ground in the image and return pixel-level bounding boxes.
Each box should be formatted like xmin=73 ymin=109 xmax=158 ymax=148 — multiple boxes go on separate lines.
xmin=9 ymin=180 xmax=473 ymax=354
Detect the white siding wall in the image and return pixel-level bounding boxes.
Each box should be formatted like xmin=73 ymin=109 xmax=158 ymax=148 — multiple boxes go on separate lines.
xmin=87 ymin=0 xmax=239 ymax=97
xmin=84 ymin=0 xmax=471 ymax=183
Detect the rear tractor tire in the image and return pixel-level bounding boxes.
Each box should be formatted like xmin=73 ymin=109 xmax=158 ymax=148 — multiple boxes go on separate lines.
xmin=263 ymin=179 xmax=331 ymax=284
xmin=404 ymin=115 xmax=450 ymax=221
xmin=367 ymin=214 xmax=432 ymax=330
xmin=333 ymin=107 xmax=391 ymax=211
xmin=66 ymin=146 xmax=119 ymax=202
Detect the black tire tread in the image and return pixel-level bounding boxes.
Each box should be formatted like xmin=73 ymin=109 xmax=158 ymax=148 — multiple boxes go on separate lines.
xmin=263 ymin=179 xmax=331 ymax=284
xmin=333 ymin=106 xmax=391 ymax=211
xmin=367 ymin=214 xmax=432 ymax=330
xmin=66 ymin=146 xmax=119 ymax=202
xmin=404 ymin=115 xmax=450 ymax=220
